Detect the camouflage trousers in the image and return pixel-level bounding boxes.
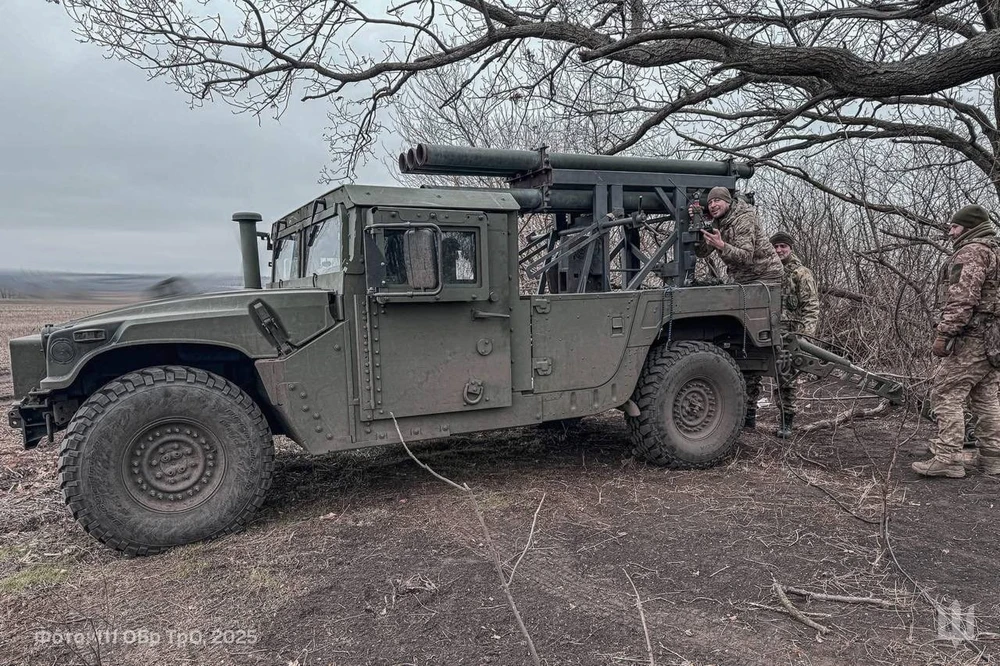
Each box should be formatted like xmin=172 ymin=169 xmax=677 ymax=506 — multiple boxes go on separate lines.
xmin=776 ymin=371 xmax=801 ymax=418
xmin=930 ymin=336 xmax=1000 ymax=463
xmin=745 ymin=373 xmax=800 ymax=418
xmin=746 ymin=374 xmax=761 ymax=416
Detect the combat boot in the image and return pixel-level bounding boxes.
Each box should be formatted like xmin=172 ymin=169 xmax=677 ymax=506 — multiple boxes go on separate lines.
xmin=979 ymin=453 xmax=1000 ymax=476
xmin=775 ymin=413 xmax=793 ymax=439
xmin=911 ymin=457 xmax=966 ymax=478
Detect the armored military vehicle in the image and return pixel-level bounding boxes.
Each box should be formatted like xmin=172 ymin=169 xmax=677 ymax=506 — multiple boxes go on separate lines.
xmin=7 ymin=144 xmax=903 ymax=555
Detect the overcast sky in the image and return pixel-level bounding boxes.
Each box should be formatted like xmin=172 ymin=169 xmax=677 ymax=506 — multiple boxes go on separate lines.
xmin=0 ymin=2 xmax=394 ymax=275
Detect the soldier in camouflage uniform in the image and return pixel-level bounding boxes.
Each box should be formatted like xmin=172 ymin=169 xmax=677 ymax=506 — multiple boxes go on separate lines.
xmin=770 ymin=231 xmax=820 ymax=438
xmin=694 ymin=187 xmax=783 ymax=284
xmin=914 ymin=204 xmax=1000 ymax=478
xmin=691 ymin=186 xmax=783 ymax=429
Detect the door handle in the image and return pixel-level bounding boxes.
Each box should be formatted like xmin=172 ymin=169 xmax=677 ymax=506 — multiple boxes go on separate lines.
xmin=471 ymin=309 xmax=510 ymax=320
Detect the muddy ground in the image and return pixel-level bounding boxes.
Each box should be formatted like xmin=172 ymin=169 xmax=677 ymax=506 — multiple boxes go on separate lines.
xmin=0 ymin=301 xmax=997 ymax=666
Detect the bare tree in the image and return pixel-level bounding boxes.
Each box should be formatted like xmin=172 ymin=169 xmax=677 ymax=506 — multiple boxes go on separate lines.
xmin=56 ymin=0 xmax=1000 ymax=212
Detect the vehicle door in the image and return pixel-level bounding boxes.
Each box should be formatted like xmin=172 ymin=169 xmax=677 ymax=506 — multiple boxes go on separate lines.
xmin=360 ymin=207 xmax=512 ymax=420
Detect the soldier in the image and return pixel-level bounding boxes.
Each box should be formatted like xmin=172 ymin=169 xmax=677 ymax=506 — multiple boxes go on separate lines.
xmin=770 ymin=231 xmax=820 ymax=438
xmin=914 ymin=204 xmax=1000 ymax=478
xmin=693 ymin=187 xmax=783 ymax=285
xmin=691 ymin=187 xmax=783 ymax=429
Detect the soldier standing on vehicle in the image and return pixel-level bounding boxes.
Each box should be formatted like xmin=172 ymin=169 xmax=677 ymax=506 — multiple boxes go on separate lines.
xmin=915 ymin=204 xmax=1000 ymax=478
xmin=691 ymin=187 xmax=783 ymax=429
xmin=770 ymin=231 xmax=820 ymax=438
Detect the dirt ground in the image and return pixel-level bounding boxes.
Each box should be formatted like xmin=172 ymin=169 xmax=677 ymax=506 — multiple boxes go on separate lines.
xmin=0 ymin=301 xmax=997 ymax=666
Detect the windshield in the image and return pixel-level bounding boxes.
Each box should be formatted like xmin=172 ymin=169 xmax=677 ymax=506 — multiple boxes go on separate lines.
xmin=273 ymin=234 xmax=300 ymax=281
xmin=304 ymin=216 xmax=342 ymax=276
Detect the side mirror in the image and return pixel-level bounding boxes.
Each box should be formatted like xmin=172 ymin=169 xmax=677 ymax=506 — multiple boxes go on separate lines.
xmin=257 ymin=231 xmax=272 ymax=252
xmin=403 ymin=228 xmax=439 ymax=290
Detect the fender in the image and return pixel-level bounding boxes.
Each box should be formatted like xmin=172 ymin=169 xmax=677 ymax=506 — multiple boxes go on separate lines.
xmin=11 ymin=289 xmax=337 ymax=396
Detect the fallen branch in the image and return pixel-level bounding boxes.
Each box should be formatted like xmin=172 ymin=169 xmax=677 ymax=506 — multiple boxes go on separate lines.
xmin=772 ymin=581 xmax=830 ymax=636
xmin=391 ymin=414 xmax=542 ymax=666
xmin=786 ymin=586 xmax=899 ymax=609
xmin=798 ymin=399 xmax=891 ymax=434
xmin=624 ymin=569 xmax=655 ymax=666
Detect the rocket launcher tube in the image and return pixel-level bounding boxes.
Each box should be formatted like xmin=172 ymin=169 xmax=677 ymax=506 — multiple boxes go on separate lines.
xmin=401 ymin=144 xmax=754 ymax=179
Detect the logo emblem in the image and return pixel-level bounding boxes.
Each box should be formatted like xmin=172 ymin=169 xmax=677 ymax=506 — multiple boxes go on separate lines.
xmin=936 ymin=600 xmax=976 ymax=645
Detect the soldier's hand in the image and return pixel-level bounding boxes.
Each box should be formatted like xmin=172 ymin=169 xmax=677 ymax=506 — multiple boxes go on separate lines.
xmin=932 ymin=336 xmax=953 ymax=358
xmin=701 ymin=228 xmax=724 ymax=250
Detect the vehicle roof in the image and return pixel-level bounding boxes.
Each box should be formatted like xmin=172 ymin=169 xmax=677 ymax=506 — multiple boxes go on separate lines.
xmin=276 ymin=184 xmax=520 ymax=230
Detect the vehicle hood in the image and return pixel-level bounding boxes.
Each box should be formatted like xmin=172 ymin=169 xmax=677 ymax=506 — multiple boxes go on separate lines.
xmin=33 ymin=288 xmax=337 ymax=391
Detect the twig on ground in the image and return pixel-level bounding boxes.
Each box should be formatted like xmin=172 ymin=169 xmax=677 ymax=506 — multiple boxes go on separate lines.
xmin=804 ymin=396 xmax=884 ymax=402
xmin=785 ymin=586 xmax=900 ymax=608
xmin=773 ymin=581 xmax=830 ymax=636
xmin=391 ymin=413 xmax=542 ymax=666
xmin=624 ymin=568 xmax=655 ymax=666
xmin=508 ymin=493 xmax=546 ymax=586
xmin=786 ymin=465 xmax=880 ymax=525
xmin=745 ymin=601 xmax=833 ymax=618
xmin=794 ymin=451 xmax=828 ymax=469
xmin=798 ymin=399 xmax=891 ymax=434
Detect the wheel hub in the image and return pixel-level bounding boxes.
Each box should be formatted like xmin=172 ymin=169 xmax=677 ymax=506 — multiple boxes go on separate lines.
xmin=123 ymin=421 xmax=225 ymax=512
xmin=672 ymin=379 xmax=719 ymax=435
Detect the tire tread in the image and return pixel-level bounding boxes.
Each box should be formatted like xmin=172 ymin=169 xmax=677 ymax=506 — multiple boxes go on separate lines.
xmin=627 ymin=341 xmax=746 ymax=469
xmin=59 ymin=365 xmax=274 ymax=557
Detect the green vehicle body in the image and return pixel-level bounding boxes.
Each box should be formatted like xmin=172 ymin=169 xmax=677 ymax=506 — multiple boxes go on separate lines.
xmin=8 ymin=182 xmax=776 ymax=453
xmin=7 ymin=145 xmax=900 ymax=554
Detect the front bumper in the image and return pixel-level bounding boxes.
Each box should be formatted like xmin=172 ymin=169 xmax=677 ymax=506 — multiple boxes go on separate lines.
xmin=7 ymin=396 xmax=54 ymax=449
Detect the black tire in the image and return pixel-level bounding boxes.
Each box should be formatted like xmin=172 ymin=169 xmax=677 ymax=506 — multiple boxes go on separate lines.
xmin=59 ymin=366 xmax=274 ymax=556
xmin=627 ymin=341 xmax=746 ymax=469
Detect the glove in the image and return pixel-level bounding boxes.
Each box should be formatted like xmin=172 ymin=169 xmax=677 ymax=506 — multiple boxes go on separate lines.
xmin=932 ymin=336 xmax=953 ymax=358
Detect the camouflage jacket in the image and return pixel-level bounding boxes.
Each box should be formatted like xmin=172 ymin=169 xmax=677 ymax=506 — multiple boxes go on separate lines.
xmin=780 ymin=254 xmax=820 ymax=336
xmin=936 ymin=223 xmax=1000 ymax=339
xmin=695 ymin=199 xmax=783 ymax=284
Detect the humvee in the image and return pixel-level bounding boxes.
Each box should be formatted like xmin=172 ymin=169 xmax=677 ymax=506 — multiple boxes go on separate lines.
xmin=7 ymin=144 xmax=903 ymax=555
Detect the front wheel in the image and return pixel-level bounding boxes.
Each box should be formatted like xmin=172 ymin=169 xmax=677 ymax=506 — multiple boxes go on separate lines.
xmin=627 ymin=342 xmax=747 ymax=468
xmin=59 ymin=366 xmax=274 ymax=556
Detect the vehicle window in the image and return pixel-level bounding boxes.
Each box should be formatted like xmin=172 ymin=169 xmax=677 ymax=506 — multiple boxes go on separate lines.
xmin=384 ymin=230 xmax=408 ymax=285
xmin=273 ymin=234 xmax=300 ymax=281
xmin=382 ymin=228 xmax=478 ymax=286
xmin=441 ymin=230 xmax=477 ymax=284
xmin=304 ymin=216 xmax=342 ymax=276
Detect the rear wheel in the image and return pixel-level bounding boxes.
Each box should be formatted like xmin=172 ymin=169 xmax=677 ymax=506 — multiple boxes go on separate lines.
xmin=627 ymin=342 xmax=746 ymax=468
xmin=59 ymin=366 xmax=274 ymax=556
